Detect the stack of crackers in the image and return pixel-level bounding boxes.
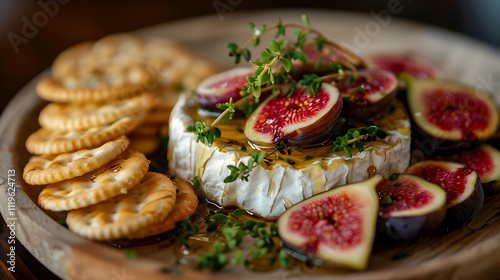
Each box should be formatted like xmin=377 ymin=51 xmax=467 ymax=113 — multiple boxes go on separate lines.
xmin=22 ymin=33 xmax=212 ymax=241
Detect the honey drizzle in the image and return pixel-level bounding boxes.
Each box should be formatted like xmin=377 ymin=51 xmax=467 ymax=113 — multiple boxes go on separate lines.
xmin=186 ymin=99 xmax=409 ymax=172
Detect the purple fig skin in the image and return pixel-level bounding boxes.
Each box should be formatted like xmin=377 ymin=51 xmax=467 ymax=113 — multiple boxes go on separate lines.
xmin=412 ymin=124 xmax=478 ymax=153
xmin=444 ymin=176 xmax=484 ymax=228
xmin=341 ymin=89 xmax=397 ymax=121
xmin=481 ymin=181 xmax=500 ymax=196
xmin=375 ymin=174 xmax=447 ymax=242
xmin=376 ymin=204 xmax=446 ymax=241
xmin=197 ymin=88 xmax=272 ymax=113
xmin=406 ymin=161 xmax=485 ymax=228
xmin=196 ymin=88 xmax=243 ymax=111
xmin=289 ymin=43 xmax=365 ymax=80
xmin=331 ymin=69 xmax=398 ymax=121
xmin=195 ymin=68 xmax=254 ymax=111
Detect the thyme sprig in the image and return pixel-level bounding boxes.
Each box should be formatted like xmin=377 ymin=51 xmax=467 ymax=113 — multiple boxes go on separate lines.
xmin=332 ymin=126 xmax=388 ymax=157
xmin=187 ymin=120 xmax=221 ymax=147
xmin=224 ymin=150 xmax=266 ymax=183
xmin=188 ymin=15 xmax=379 ymax=185
xmin=175 ymin=208 xmax=289 ymax=271
xmin=227 ymin=15 xmax=359 ymax=72
xmin=189 ymin=15 xmax=362 ymax=146
xmin=174 ymin=218 xmax=200 ymax=246
xmin=226 ymin=15 xmax=359 ymax=99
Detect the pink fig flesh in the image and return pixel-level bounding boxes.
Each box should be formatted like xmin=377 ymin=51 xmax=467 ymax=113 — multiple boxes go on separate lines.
xmin=376 ymin=174 xmax=447 ymax=241
xmin=332 ymin=69 xmax=398 ymax=120
xmin=440 ymin=144 xmax=500 ymax=195
xmin=406 ymin=160 xmax=484 ymax=227
xmin=277 ymin=176 xmax=381 ymax=270
xmin=366 ymin=54 xmax=436 ymax=78
xmin=244 ymin=84 xmax=342 ymax=146
xmin=196 ymin=67 xmax=252 ymax=111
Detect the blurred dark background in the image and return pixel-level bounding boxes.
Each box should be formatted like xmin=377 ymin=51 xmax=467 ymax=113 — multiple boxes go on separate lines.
xmin=1 ymin=0 xmax=499 ymax=114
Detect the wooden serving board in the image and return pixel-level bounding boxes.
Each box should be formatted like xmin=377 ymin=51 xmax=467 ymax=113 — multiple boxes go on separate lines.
xmin=1 ymin=9 xmax=500 ymax=280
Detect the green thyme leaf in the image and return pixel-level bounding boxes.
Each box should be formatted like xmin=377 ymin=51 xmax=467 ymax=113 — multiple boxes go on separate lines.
xmin=187 ymin=120 xmax=221 ymax=147
xmin=315 ymin=36 xmax=325 ymax=51
xmin=275 ymin=17 xmax=285 ymax=38
xmin=242 ymin=49 xmax=251 ymax=61
xmin=388 ymin=173 xmax=400 ymax=181
xmin=279 ymin=249 xmax=290 ymax=268
xmin=230 ymin=209 xmax=248 ymax=218
xmin=252 ymin=37 xmax=260 ymax=46
xmin=124 ymin=249 xmax=137 ymax=259
xmin=58 ymin=220 xmax=67 ymax=227
xmin=192 ymin=176 xmax=201 ymax=190
xmin=344 ymin=76 xmax=355 ymax=86
xmin=301 ymin=14 xmax=310 ymax=27
xmin=232 ymin=249 xmax=245 ymax=265
xmin=332 ymin=126 xmax=388 ymax=158
xmin=282 ymin=57 xmax=292 ymax=73
xmin=329 ymin=63 xmax=342 ymax=71
xmin=350 ymin=86 xmax=364 ymax=93
xmin=270 ymin=40 xmax=281 ymax=52
xmin=174 ymin=218 xmax=199 ymax=246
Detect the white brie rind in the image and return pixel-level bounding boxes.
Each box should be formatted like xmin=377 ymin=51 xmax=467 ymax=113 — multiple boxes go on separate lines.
xmin=168 ymin=94 xmax=411 ymax=218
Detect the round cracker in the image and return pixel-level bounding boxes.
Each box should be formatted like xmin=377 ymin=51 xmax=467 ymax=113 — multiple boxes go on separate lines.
xmin=38 ymin=92 xmax=154 ymax=131
xmin=129 ymin=178 xmax=198 ymax=239
xmin=38 ymin=149 xmax=149 ymax=211
xmin=66 ymin=172 xmax=177 ymax=241
xmin=36 ymin=76 xmax=153 ymax=103
xmin=51 ymin=41 xmax=93 ymax=79
xmin=89 ymin=33 xmax=145 ymax=68
xmin=23 ymin=136 xmax=129 ymax=185
xmin=52 ymin=34 xmax=146 ymax=80
xmin=26 ymin=114 xmax=145 ymax=155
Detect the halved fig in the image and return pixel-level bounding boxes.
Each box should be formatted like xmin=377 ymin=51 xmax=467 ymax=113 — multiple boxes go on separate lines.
xmin=406 ymin=78 xmax=499 ymax=148
xmin=277 ymin=175 xmax=381 ymax=270
xmin=290 ymin=43 xmax=365 ymax=79
xmin=365 ymin=53 xmax=436 ymax=79
xmin=196 ymin=67 xmax=253 ymax=110
xmin=440 ymin=144 xmax=500 ymax=195
xmin=244 ymin=83 xmax=342 ymax=146
xmin=406 ymin=160 xmax=484 ymax=227
xmin=376 ymin=174 xmax=446 ymax=241
xmin=332 ymin=69 xmax=398 ymax=120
